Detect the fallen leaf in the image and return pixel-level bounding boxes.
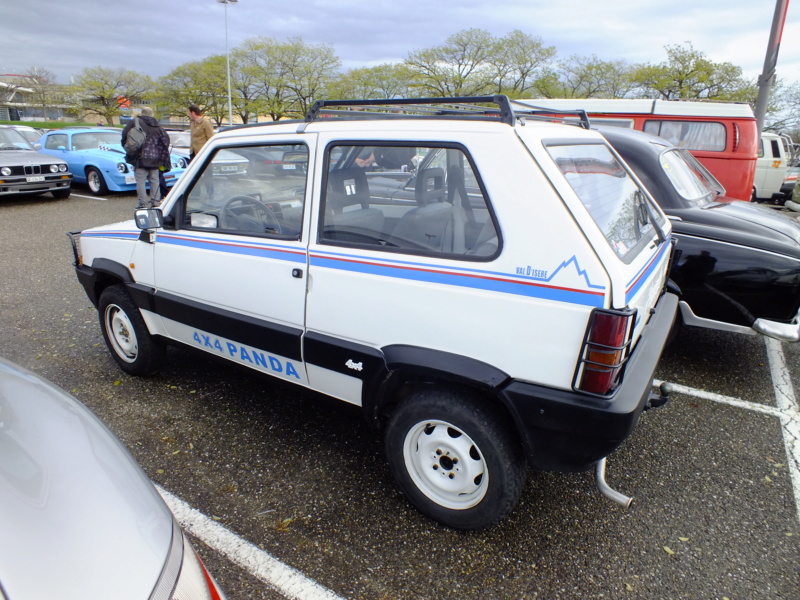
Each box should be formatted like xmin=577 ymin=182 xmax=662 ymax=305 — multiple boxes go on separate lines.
xmin=678 ymin=537 xmax=689 ymax=542
xmin=625 ymin=583 xmax=633 ymax=592
xmin=157 ymin=469 xmax=165 ymax=474
xmin=171 ymin=450 xmax=181 ymax=455
xmin=663 ymin=546 xmax=675 ymax=555
xmin=113 ymin=380 xmax=121 ymax=386
xmin=765 ymin=476 xmax=772 ymax=483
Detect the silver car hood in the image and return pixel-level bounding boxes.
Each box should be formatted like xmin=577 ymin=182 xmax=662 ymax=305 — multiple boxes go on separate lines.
xmin=0 ymin=149 xmax=67 ymax=168
xmin=0 ymin=359 xmax=173 ymax=600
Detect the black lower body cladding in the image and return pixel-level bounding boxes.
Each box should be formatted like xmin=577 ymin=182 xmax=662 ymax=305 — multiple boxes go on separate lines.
xmin=500 ymin=292 xmax=679 ymax=472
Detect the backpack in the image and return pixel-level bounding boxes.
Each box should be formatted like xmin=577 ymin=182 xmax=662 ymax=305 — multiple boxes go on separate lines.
xmin=141 ymin=129 xmax=168 ymax=164
xmin=123 ymin=117 xmax=146 ymax=156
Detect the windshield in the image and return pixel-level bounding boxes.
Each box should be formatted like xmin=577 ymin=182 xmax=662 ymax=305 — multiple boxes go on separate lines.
xmin=168 ymin=132 xmax=191 ymax=148
xmin=72 ymin=131 xmax=123 ymax=149
xmin=0 ymin=128 xmax=34 ymax=150
xmin=659 ymin=148 xmax=723 ymax=203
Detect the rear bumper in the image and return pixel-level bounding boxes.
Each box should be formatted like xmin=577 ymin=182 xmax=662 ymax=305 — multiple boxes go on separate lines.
xmin=500 ymin=292 xmax=679 ymax=472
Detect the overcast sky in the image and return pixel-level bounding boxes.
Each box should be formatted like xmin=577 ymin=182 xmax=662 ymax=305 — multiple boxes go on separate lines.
xmin=2 ymin=1 xmax=798 ymax=88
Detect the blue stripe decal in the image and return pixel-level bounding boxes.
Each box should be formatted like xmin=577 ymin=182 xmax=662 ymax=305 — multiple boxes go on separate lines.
xmin=310 ymin=252 xmax=606 ymax=307
xmin=157 ymin=233 xmax=307 ymax=263
xmin=82 ymin=230 xmax=140 ymax=241
xmin=625 ymin=239 xmax=670 ymax=302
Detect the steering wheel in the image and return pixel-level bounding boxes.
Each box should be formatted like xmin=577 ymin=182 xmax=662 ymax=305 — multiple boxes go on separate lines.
xmin=221 ymin=195 xmax=282 ymax=234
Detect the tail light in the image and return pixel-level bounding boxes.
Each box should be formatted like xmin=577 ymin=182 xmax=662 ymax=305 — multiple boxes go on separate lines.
xmin=733 ymin=123 xmax=740 ymax=153
xmin=574 ymin=308 xmax=635 ymax=396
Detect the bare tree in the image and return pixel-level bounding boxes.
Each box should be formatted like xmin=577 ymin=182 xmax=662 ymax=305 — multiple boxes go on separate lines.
xmin=70 ymin=66 xmax=154 ymax=125
xmin=24 ymin=67 xmax=58 ymax=120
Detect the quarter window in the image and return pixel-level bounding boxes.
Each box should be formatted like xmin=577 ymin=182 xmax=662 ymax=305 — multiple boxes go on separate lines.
xmin=183 ymin=144 xmax=308 ymax=239
xmin=643 ymin=120 xmax=726 ymax=152
xmin=320 ymin=144 xmax=498 ymax=258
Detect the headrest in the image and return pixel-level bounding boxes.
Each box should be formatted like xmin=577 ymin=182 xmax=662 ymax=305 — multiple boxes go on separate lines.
xmin=327 ymin=167 xmax=370 ymax=211
xmin=415 ymin=167 xmax=445 ymax=206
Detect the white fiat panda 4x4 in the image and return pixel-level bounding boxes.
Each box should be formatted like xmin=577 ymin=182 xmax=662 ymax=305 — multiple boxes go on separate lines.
xmin=69 ymin=97 xmax=677 ymax=529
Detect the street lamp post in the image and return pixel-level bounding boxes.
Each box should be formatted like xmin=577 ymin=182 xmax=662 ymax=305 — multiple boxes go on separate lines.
xmin=216 ymin=0 xmax=238 ymax=126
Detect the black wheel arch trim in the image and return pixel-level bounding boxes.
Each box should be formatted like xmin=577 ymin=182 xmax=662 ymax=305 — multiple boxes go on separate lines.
xmin=74 ymin=258 xmax=135 ymax=307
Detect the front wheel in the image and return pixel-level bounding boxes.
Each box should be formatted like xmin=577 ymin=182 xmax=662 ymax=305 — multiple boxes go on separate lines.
xmin=98 ymin=285 xmax=164 ymax=376
xmin=86 ymin=167 xmax=109 ymax=195
xmin=385 ymin=388 xmax=526 ymax=530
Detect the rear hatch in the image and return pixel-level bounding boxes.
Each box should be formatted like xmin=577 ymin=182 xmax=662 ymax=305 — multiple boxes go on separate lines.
xmin=518 ymin=127 xmax=673 ymax=344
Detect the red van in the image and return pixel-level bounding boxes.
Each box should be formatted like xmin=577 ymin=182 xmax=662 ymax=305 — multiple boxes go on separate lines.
xmin=521 ymin=99 xmax=758 ymax=201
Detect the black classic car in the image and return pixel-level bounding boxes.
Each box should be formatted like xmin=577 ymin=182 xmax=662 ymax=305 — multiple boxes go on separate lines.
xmin=599 ymin=126 xmax=800 ymax=343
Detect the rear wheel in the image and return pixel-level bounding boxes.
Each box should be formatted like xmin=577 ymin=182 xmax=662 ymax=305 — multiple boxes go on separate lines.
xmin=385 ymin=387 xmax=526 ymax=530
xmin=98 ymin=285 xmax=164 ymax=376
xmin=86 ymin=167 xmax=109 ymax=195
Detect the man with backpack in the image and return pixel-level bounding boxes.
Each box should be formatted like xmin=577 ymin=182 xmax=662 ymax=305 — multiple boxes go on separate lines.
xmin=121 ymin=106 xmax=172 ymax=208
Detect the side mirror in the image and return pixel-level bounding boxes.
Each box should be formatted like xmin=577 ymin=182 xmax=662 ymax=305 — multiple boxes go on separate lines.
xmin=57 ymin=145 xmax=66 ymax=151
xmin=33 ymin=143 xmax=42 ymax=150
xmin=134 ymin=208 xmax=164 ymax=230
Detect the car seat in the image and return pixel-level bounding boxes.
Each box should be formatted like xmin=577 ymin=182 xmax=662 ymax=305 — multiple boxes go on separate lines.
xmin=326 ymin=168 xmax=384 ymax=234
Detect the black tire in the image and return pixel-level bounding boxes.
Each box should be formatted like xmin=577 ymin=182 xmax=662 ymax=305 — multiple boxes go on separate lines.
xmin=98 ymin=285 xmax=164 ymax=376
xmin=52 ymin=187 xmax=71 ymax=199
xmin=385 ymin=387 xmax=526 ymax=530
xmin=86 ymin=167 xmax=109 ymax=195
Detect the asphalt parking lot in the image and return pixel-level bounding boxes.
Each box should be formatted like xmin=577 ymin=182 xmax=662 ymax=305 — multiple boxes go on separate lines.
xmin=1 ymin=187 xmax=798 ymax=600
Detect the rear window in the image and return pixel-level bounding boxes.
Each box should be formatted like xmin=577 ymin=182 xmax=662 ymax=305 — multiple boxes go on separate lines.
xmin=643 ymin=120 xmax=726 ymax=152
xmin=547 ymin=143 xmax=661 ymax=260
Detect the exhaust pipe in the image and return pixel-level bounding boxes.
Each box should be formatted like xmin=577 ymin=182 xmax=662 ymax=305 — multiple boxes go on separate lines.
xmin=595 ymin=457 xmax=633 ymax=508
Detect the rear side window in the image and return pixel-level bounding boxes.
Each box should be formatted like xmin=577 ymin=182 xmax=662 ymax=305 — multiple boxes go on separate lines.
xmin=547 ymin=143 xmax=661 ymax=260
xmin=319 ymin=144 xmax=498 ymax=259
xmin=643 ymin=120 xmax=726 ymax=152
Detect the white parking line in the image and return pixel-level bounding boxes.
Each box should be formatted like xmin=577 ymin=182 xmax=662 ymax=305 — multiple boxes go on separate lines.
xmin=70 ymin=193 xmax=107 ymax=201
xmin=156 ymin=485 xmax=346 ymax=600
xmin=657 ymin=335 xmax=800 ymax=522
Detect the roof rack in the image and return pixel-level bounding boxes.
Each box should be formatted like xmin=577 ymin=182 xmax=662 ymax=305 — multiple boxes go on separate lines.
xmin=305 ymin=95 xmax=591 ymax=129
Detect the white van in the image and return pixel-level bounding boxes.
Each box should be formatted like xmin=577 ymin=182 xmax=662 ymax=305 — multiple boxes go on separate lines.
xmin=753 ymin=131 xmax=791 ymax=202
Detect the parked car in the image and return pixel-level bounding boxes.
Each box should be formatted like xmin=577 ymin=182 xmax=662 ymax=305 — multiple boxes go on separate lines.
xmin=598 ymin=126 xmax=800 ymax=343
xmin=7 ymin=124 xmax=43 ymax=144
xmin=0 ymin=125 xmax=72 ymax=199
xmin=37 ymin=127 xmax=187 ymax=195
xmin=166 ymin=129 xmax=249 ymax=176
xmin=780 ymin=165 xmax=798 ymax=200
xmin=0 ymin=357 xmax=226 ymax=600
xmin=68 ymin=97 xmax=678 ymax=529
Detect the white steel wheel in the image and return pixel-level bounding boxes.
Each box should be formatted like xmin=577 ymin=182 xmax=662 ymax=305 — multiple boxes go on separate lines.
xmin=385 ymin=388 xmax=526 ymax=530
xmin=97 ymin=285 xmax=164 ymax=376
xmin=104 ymin=303 xmax=139 ymax=363
xmin=403 ymin=419 xmax=488 ymax=510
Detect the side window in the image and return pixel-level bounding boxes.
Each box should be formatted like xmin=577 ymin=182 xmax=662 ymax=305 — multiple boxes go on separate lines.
xmin=771 ymin=139 xmax=781 ymax=159
xmin=183 ymin=144 xmax=308 ymax=239
xmin=45 ymin=134 xmax=67 ymax=150
xmin=643 ymin=120 xmax=726 ymax=152
xmin=319 ymin=144 xmax=498 ymax=259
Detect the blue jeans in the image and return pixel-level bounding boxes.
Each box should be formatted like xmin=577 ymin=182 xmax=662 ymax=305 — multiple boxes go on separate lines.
xmin=134 ymin=167 xmax=161 ymax=208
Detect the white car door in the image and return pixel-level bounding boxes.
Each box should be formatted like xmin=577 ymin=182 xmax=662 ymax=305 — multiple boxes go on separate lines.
xmin=149 ymin=140 xmax=314 ymax=385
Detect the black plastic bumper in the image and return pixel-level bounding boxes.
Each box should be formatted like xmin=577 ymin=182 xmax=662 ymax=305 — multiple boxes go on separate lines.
xmin=500 ymin=292 xmax=679 ymax=472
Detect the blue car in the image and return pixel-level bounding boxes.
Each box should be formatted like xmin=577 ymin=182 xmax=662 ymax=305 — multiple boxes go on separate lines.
xmin=38 ymin=128 xmax=187 ymax=196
